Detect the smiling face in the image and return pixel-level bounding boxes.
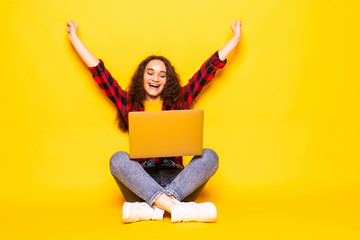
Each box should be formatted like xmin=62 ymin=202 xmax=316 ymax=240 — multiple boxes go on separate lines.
xmin=143 ymin=59 xmax=167 ymax=101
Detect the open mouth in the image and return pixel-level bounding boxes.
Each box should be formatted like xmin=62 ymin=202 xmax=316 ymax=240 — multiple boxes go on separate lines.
xmin=149 ymin=83 xmax=160 ymax=88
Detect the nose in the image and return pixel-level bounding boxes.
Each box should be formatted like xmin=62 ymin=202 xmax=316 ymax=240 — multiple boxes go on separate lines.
xmin=153 ymin=74 xmax=159 ymax=82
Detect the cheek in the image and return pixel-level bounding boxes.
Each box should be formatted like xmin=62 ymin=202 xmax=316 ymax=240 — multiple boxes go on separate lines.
xmin=143 ymin=77 xmax=148 ymax=87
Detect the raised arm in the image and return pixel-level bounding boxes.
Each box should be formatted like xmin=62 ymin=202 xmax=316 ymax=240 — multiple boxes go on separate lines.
xmin=67 ymin=20 xmax=130 ymax=122
xmin=66 ymin=21 xmax=100 ymax=68
xmin=218 ymin=20 xmax=242 ymax=61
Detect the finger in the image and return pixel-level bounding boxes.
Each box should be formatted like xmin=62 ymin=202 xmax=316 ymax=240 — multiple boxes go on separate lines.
xmin=66 ymin=23 xmax=71 ymax=32
xmin=67 ymin=21 xmax=74 ymax=29
xmin=69 ymin=20 xmax=78 ymax=29
xmin=231 ymin=21 xmax=236 ymax=30
xmin=236 ymin=21 xmax=241 ymax=31
xmin=233 ymin=20 xmax=240 ymax=28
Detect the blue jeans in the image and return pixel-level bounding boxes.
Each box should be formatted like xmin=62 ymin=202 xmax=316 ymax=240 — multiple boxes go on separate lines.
xmin=109 ymin=149 xmax=219 ymax=206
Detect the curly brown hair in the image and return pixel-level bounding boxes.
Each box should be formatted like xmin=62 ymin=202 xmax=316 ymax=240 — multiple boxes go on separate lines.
xmin=117 ymin=55 xmax=183 ymax=131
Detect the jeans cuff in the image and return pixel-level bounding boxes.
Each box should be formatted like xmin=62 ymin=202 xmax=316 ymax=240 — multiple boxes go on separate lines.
xmin=148 ymin=189 xmax=166 ymax=206
xmin=165 ymin=188 xmax=181 ymax=201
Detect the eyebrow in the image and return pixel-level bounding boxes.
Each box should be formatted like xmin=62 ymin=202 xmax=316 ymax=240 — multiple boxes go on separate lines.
xmin=146 ymin=68 xmax=167 ymax=74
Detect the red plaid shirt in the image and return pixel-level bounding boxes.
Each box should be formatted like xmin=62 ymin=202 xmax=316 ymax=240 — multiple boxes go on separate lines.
xmin=89 ymin=51 xmax=226 ymax=167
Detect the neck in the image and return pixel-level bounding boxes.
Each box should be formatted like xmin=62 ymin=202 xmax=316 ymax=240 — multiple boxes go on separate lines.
xmin=145 ymin=95 xmax=162 ymax=101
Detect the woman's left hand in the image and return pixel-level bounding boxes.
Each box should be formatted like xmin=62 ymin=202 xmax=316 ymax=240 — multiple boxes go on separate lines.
xmin=218 ymin=20 xmax=243 ymax=61
xmin=231 ymin=20 xmax=242 ymax=40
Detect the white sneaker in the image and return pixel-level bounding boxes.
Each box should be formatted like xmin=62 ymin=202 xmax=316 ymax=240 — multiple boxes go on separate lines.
xmin=170 ymin=199 xmax=217 ymax=223
xmin=122 ymin=202 xmax=164 ymax=223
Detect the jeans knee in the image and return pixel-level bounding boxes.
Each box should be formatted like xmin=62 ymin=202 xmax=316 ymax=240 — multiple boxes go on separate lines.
xmin=109 ymin=151 xmax=130 ymax=176
xmin=202 ymin=148 xmax=219 ymax=172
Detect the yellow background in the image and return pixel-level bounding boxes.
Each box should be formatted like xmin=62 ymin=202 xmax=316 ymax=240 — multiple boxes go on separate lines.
xmin=2 ymin=0 xmax=359 ymax=239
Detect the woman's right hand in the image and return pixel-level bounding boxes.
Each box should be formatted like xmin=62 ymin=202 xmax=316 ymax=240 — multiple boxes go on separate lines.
xmin=65 ymin=20 xmax=99 ymax=67
xmin=66 ymin=20 xmax=79 ymax=41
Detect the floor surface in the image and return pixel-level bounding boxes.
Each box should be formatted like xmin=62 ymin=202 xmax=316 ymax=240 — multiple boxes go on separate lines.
xmin=2 ymin=186 xmax=359 ymax=240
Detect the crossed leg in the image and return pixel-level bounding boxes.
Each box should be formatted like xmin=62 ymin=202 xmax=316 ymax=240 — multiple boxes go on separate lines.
xmin=110 ymin=149 xmax=218 ymax=213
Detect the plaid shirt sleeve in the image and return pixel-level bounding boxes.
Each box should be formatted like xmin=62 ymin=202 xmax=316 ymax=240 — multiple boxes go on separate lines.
xmin=88 ymin=59 xmax=129 ymax=114
xmin=181 ymin=51 xmax=227 ymax=108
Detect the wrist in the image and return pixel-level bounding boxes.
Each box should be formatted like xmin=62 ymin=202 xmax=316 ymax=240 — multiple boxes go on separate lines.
xmin=232 ymin=35 xmax=242 ymax=42
xmin=69 ymin=33 xmax=79 ymax=42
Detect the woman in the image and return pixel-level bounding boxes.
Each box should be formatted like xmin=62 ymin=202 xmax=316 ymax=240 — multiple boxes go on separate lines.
xmin=66 ymin=20 xmax=242 ymax=223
